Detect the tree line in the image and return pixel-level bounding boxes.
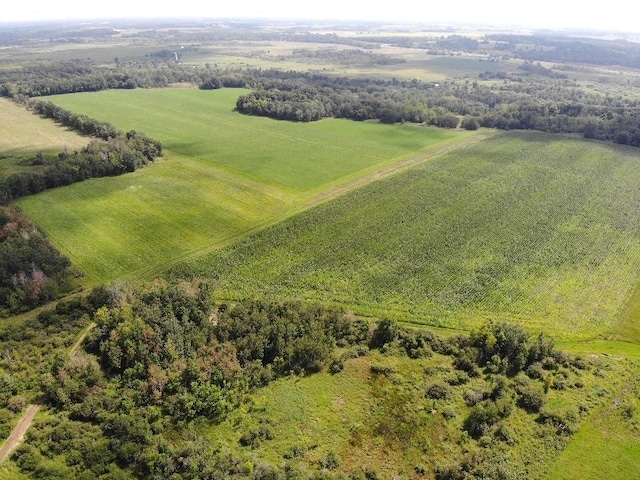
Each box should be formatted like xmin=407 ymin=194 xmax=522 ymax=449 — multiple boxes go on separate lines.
xmin=489 ymin=33 xmax=640 ymax=69
xmin=234 ymin=68 xmax=640 ymax=146
xmin=4 ymin=59 xmax=640 ymax=149
xmin=0 ymin=102 xmax=162 ymax=204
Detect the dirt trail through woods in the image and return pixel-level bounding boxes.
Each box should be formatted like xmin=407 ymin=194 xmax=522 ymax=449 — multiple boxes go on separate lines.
xmin=0 ymin=404 xmax=40 ymax=463
xmin=0 ymin=321 xmax=96 ymax=464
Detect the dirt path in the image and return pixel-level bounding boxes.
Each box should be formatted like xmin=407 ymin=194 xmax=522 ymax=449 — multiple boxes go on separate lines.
xmin=0 ymin=321 xmax=96 ymax=464
xmin=0 ymin=404 xmax=40 ymax=463
xmin=69 ymin=322 xmax=96 ymax=357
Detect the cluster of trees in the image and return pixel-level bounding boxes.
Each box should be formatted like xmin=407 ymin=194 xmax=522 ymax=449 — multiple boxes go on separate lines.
xmin=233 ymin=69 xmax=640 ymax=146
xmin=0 ymin=131 xmax=162 ymax=204
xmin=0 ymin=287 xmax=106 ymax=442
xmin=0 ymin=207 xmax=73 ymax=314
xmin=0 ymin=101 xmax=162 ymax=203
xmin=28 ymin=100 xmax=121 ymax=139
xmin=21 ymin=281 xmax=372 ymax=478
xmin=276 ymin=48 xmax=407 ymax=66
xmin=5 ymin=277 xmax=592 ymax=480
xmin=489 ymin=34 xmax=640 ymax=69
xmin=235 ymin=79 xmax=447 ymax=124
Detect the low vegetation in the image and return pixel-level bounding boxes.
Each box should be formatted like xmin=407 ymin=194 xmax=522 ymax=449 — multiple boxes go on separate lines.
xmin=7 ymin=279 xmax=634 ymax=479
xmin=17 ymin=88 xmax=469 ymax=283
xmin=172 ymin=131 xmax=640 ymax=340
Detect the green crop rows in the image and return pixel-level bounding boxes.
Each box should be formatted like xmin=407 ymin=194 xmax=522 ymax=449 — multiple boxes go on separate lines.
xmin=18 ymin=88 xmax=468 ymax=284
xmin=173 ymin=131 xmax=640 ymax=340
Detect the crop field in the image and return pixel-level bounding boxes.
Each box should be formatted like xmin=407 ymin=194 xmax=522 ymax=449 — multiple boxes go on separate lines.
xmin=173 ymin=131 xmax=640 ymax=340
xmin=0 ymin=99 xmax=87 ymax=175
xmin=18 ymin=88 xmax=471 ymax=283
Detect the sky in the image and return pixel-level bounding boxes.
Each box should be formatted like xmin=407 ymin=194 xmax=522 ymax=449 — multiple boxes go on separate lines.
xmin=0 ymin=0 xmax=637 ymax=34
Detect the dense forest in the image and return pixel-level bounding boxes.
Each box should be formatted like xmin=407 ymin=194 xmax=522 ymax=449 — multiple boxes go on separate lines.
xmin=488 ymin=34 xmax=640 ymax=68
xmin=233 ymin=70 xmax=640 ymax=145
xmin=0 ymin=207 xmax=74 ymax=315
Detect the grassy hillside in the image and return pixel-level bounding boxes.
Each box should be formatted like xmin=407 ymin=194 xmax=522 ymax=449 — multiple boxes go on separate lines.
xmin=18 ymin=89 xmax=471 ymax=283
xmin=172 ymin=131 xmax=640 ymax=341
xmin=545 ymin=376 xmax=640 ymax=479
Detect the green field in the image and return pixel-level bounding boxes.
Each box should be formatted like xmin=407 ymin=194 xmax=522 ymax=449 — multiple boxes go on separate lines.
xmin=172 ymin=131 xmax=640 ymax=340
xmin=546 ymin=376 xmax=640 ymax=480
xmin=0 ymin=98 xmax=87 ymax=176
xmin=18 ymin=88 xmax=471 ymax=283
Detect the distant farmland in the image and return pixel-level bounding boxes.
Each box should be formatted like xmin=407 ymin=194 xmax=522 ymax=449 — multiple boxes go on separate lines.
xmin=18 ymin=88 xmax=472 ymax=283
xmin=172 ymin=131 xmax=640 ymax=340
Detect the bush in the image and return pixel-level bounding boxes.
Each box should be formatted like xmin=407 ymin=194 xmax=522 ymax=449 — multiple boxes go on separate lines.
xmin=442 ymin=406 xmax=457 ymax=420
xmin=426 ymin=382 xmax=452 ymax=400
xmin=6 ymin=395 xmax=27 ymax=413
xmin=328 ymin=357 xmax=345 ymax=374
xmin=494 ymin=423 xmax=517 ymax=445
xmin=517 ymin=384 xmax=545 ymax=413
xmin=464 ymin=402 xmax=502 ymax=438
xmin=239 ymin=424 xmax=274 ymax=448
xmin=319 ymin=452 xmax=340 ymax=470
xmin=537 ymin=408 xmax=578 ymax=435
xmin=369 ymin=319 xmax=398 ymax=349
xmin=526 ymin=363 xmax=546 ymax=379
xmin=463 ymin=389 xmax=485 ymax=407
xmin=464 ymin=391 xmax=515 ymax=439
xmin=461 ymin=117 xmax=480 ymax=130
xmin=446 ymin=371 xmax=469 ymax=386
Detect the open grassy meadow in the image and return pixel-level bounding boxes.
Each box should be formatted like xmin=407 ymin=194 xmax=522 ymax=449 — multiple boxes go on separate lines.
xmin=201 ymin=343 xmax=636 ymax=479
xmin=173 ymin=131 xmax=640 ymax=340
xmin=18 ymin=88 xmax=472 ymax=283
xmin=0 ymin=98 xmax=87 ymax=176
xmin=545 ymin=375 xmax=640 ymax=480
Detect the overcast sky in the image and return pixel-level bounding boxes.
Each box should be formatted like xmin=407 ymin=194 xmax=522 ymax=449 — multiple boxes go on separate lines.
xmin=1 ymin=0 xmax=637 ymax=33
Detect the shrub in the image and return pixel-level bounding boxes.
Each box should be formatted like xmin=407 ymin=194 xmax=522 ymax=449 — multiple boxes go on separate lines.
xmin=464 ymin=402 xmax=502 ymax=438
xmin=461 ymin=117 xmax=480 ymax=130
xmin=319 ymin=452 xmax=340 ymax=470
xmin=239 ymin=424 xmax=274 ymax=448
xmin=426 ymin=382 xmax=452 ymax=400
xmin=369 ymin=319 xmax=398 ymax=349
xmin=494 ymin=423 xmax=517 ymax=445
xmin=6 ymin=395 xmax=27 ymax=413
xmin=442 ymin=406 xmax=457 ymax=420
xmin=446 ymin=371 xmax=469 ymax=386
xmin=526 ymin=363 xmax=546 ymax=379
xmin=517 ymin=384 xmax=545 ymax=413
xmin=463 ymin=389 xmax=485 ymax=407
xmin=328 ymin=357 xmax=345 ymax=374
xmin=537 ymin=408 xmax=578 ymax=435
